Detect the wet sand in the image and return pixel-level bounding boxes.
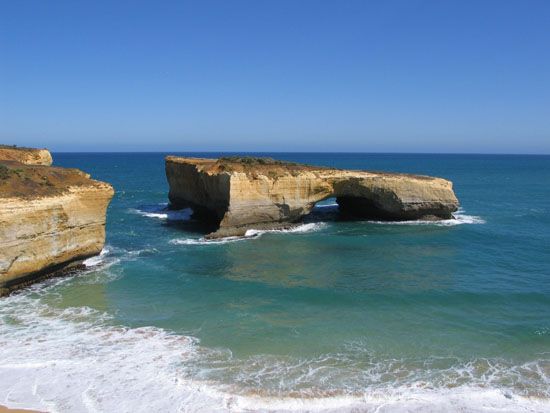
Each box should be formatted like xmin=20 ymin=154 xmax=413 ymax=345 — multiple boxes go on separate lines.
xmin=0 ymin=406 xmax=43 ymax=413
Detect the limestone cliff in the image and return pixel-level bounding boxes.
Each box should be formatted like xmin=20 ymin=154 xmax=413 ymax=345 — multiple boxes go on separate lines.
xmin=0 ymin=150 xmax=114 ymax=296
xmin=0 ymin=145 xmax=53 ymax=165
xmin=166 ymin=156 xmax=459 ymax=238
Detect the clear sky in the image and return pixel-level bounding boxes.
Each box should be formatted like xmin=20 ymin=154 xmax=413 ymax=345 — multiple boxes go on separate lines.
xmin=1 ymin=0 xmax=549 ymax=153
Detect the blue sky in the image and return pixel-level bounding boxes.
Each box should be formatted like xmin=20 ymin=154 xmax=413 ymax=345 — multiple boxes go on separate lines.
xmin=1 ymin=0 xmax=549 ymax=153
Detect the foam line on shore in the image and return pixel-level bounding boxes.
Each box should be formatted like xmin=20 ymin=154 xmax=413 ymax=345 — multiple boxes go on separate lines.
xmin=0 ymin=285 xmax=548 ymax=412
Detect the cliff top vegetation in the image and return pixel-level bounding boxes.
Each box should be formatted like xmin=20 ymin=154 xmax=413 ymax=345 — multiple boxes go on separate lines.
xmin=0 ymin=161 xmax=103 ymax=198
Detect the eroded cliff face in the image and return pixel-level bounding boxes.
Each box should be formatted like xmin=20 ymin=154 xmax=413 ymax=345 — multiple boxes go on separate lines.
xmin=165 ymin=156 xmax=459 ymax=238
xmin=0 ymin=151 xmax=113 ymax=296
xmin=166 ymin=157 xmax=230 ymax=221
xmin=0 ymin=145 xmax=53 ymax=165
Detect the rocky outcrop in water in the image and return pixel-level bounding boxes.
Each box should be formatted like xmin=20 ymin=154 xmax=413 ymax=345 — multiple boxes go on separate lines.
xmin=165 ymin=156 xmax=459 ymax=238
xmin=0 ymin=147 xmax=113 ymax=296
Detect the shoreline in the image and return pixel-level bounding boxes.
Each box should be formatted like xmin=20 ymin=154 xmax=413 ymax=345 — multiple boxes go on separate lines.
xmin=0 ymin=406 xmax=43 ymax=413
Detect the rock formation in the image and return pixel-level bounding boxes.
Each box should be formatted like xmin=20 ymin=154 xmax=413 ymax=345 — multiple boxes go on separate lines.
xmin=0 ymin=144 xmax=53 ymax=166
xmin=0 ymin=147 xmax=113 ymax=296
xmin=166 ymin=156 xmax=459 ymax=238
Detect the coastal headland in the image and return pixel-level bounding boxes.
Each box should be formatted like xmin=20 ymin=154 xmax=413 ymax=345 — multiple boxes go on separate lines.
xmin=0 ymin=145 xmax=52 ymax=166
xmin=166 ymin=156 xmax=460 ymax=238
xmin=0 ymin=146 xmax=114 ymax=296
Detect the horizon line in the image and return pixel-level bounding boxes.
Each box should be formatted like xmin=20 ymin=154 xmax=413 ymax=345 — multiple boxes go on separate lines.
xmin=48 ymin=150 xmax=550 ymax=156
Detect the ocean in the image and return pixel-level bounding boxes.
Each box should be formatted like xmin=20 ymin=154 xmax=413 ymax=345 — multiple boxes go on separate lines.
xmin=0 ymin=153 xmax=549 ymax=412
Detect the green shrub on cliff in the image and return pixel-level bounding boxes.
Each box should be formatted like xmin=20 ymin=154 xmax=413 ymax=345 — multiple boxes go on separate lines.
xmin=218 ymin=156 xmax=297 ymax=166
xmin=0 ymin=164 xmax=11 ymax=179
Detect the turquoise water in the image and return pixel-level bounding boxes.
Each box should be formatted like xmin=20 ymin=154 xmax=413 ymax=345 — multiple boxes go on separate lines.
xmin=1 ymin=153 xmax=549 ymax=412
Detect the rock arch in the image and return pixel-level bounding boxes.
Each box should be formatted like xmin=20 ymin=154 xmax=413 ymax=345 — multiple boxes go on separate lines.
xmin=166 ymin=156 xmax=459 ymax=238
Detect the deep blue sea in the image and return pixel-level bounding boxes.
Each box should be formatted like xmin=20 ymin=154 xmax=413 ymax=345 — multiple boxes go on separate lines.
xmin=1 ymin=153 xmax=549 ymax=412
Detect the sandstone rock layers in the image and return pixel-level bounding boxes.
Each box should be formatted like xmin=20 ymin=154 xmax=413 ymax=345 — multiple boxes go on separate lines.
xmin=166 ymin=156 xmax=459 ymax=238
xmin=0 ymin=148 xmax=113 ymax=296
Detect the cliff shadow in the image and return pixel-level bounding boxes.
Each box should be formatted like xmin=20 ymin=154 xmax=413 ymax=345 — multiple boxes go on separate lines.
xmin=162 ymin=197 xmax=410 ymax=238
xmin=304 ymin=197 xmax=396 ymax=224
xmin=162 ymin=217 xmax=220 ymax=235
xmin=134 ymin=203 xmax=220 ymax=235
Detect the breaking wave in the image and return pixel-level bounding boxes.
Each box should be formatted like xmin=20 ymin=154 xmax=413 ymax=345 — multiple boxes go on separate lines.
xmin=313 ymin=204 xmax=485 ymax=226
xmin=83 ymin=247 xmax=111 ymax=267
xmin=244 ymin=222 xmax=327 ymax=236
xmin=171 ymin=236 xmax=253 ymax=245
xmin=366 ymin=208 xmax=486 ymax=226
xmin=0 ymin=284 xmax=548 ymax=412
xmin=81 ymin=246 xmax=156 ymax=272
xmin=170 ymin=222 xmax=327 ymax=246
xmin=129 ymin=203 xmax=193 ymax=221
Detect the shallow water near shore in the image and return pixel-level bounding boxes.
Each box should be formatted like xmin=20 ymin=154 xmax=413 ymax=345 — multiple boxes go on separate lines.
xmin=1 ymin=153 xmax=549 ymax=412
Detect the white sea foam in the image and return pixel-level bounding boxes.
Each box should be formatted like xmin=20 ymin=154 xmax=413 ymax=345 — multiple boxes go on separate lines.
xmin=129 ymin=204 xmax=193 ymax=221
xmin=0 ymin=282 xmax=548 ymax=412
xmin=170 ymin=235 xmax=254 ymax=245
xmin=0 ymin=294 xmax=218 ymax=412
xmin=313 ymin=202 xmax=339 ymax=209
xmin=244 ymin=222 xmax=327 ymax=237
xmin=170 ymin=222 xmax=327 ymax=246
xmin=366 ymin=208 xmax=486 ymax=226
xmin=82 ymin=246 xmax=156 ymax=282
xmin=0 ymin=293 xmax=548 ymax=412
xmin=312 ymin=203 xmax=485 ymax=226
xmin=228 ymin=388 xmax=549 ymax=412
xmin=83 ymin=248 xmax=110 ymax=267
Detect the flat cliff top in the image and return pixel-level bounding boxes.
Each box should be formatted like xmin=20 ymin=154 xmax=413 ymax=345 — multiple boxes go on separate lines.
xmin=166 ymin=155 xmax=437 ymax=181
xmin=0 ymin=160 xmax=111 ymax=199
xmin=166 ymin=155 xmax=322 ymax=174
xmin=0 ymin=145 xmax=53 ymax=166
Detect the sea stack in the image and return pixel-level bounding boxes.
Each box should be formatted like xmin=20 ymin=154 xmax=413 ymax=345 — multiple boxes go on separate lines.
xmin=165 ymin=156 xmax=460 ymax=238
xmin=0 ymin=145 xmax=114 ymax=296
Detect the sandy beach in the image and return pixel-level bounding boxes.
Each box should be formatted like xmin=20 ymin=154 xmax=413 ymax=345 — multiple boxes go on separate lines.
xmin=0 ymin=406 xmax=42 ymax=413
